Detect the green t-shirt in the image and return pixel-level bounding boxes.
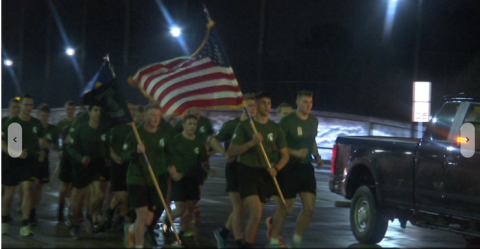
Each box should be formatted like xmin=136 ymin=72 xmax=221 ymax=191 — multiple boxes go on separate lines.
xmin=108 ymin=123 xmax=133 ymax=157
xmin=42 ymin=124 xmax=59 ymax=159
xmin=122 ymin=125 xmax=172 ymax=186
xmin=2 ymin=116 xmax=45 ymax=160
xmin=214 ymin=117 xmax=241 ymax=151
xmin=67 ymin=123 xmax=107 ymax=164
xmin=279 ymin=112 xmax=319 ymax=164
xmin=172 ymin=116 xmax=214 ymax=144
xmin=60 ymin=125 xmax=71 ymax=154
xmin=168 ymin=133 xmax=208 ymax=177
xmin=56 ymin=118 xmax=74 ymax=136
xmin=231 ymin=119 xmax=287 ymax=168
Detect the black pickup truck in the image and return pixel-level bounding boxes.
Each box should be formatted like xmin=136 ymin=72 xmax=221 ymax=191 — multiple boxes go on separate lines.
xmin=329 ymin=94 xmax=480 ymax=244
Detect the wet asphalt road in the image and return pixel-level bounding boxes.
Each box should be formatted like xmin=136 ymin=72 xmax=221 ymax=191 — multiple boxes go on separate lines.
xmin=1 ymin=152 xmax=478 ymax=248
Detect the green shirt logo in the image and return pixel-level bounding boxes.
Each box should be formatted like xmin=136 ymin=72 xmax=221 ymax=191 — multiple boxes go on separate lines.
xmin=159 ymin=138 xmax=165 ymax=147
xmin=194 ymin=147 xmax=199 ymax=154
xmin=123 ymin=143 xmax=128 ymax=150
xmin=200 ymin=126 xmax=205 ymax=133
xmin=297 ymin=126 xmax=303 ymax=136
xmin=101 ymin=134 xmax=106 ymax=141
xmin=33 ymin=126 xmax=37 ymax=134
xmin=47 ymin=133 xmax=52 ymax=140
xmin=268 ymin=133 xmax=273 ymax=141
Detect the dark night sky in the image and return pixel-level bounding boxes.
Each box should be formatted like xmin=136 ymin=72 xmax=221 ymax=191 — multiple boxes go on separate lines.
xmin=2 ymin=0 xmax=480 ymax=122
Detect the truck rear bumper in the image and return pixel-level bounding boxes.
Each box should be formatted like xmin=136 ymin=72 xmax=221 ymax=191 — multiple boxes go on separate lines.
xmin=328 ymin=175 xmax=346 ymax=197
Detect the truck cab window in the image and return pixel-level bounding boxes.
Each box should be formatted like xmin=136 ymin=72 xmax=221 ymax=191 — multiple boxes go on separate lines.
xmin=431 ymin=103 xmax=461 ymax=141
xmin=463 ymin=103 xmax=480 ymax=123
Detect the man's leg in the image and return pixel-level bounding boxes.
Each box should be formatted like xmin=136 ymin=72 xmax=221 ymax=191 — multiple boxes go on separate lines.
xmin=244 ymin=195 xmax=264 ymax=245
xmin=133 ymin=206 xmax=149 ymax=248
xmin=69 ymin=186 xmax=88 ymax=238
xmin=58 ymin=182 xmax=72 ymax=221
xmin=20 ymin=180 xmax=34 ymax=232
xmin=2 ymin=186 xmax=17 ymax=234
xmin=88 ymin=180 xmax=106 ymax=228
xmin=270 ymin=197 xmax=295 ymax=246
xmin=230 ymin=192 xmax=245 ymax=240
xmin=293 ymin=192 xmax=316 ymax=247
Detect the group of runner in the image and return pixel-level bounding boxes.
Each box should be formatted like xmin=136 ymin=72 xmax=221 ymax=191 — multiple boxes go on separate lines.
xmin=1 ymin=90 xmax=323 ymax=248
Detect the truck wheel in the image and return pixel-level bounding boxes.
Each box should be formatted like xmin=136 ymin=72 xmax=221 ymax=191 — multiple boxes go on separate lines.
xmin=350 ymin=186 xmax=388 ymax=244
xmin=463 ymin=235 xmax=480 ymax=245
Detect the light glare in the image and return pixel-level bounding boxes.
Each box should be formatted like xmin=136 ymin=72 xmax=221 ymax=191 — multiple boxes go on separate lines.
xmin=4 ymin=59 xmax=13 ymax=66
xmin=170 ymin=27 xmax=181 ymax=37
xmin=65 ymin=48 xmax=75 ymax=56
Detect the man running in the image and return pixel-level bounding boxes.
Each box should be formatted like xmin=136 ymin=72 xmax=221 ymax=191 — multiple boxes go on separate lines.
xmin=122 ymin=104 xmax=171 ymax=248
xmin=228 ymin=91 xmax=289 ymax=248
xmin=30 ymin=104 xmax=59 ymax=225
xmin=67 ymin=103 xmax=107 ymax=238
xmin=211 ymin=93 xmax=256 ymax=248
xmin=164 ymin=114 xmax=210 ymax=241
xmin=104 ymin=102 xmax=136 ymax=231
xmin=56 ymin=101 xmax=77 ymax=221
xmin=2 ymin=94 xmax=46 ymax=236
xmin=268 ymin=90 xmax=320 ymax=248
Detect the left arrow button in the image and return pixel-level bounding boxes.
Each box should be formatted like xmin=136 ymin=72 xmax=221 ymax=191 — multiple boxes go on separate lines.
xmin=8 ymin=123 xmax=22 ymax=158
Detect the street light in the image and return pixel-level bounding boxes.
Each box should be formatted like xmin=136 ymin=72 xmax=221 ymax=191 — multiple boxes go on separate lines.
xmin=65 ymin=47 xmax=75 ymax=56
xmin=170 ymin=27 xmax=181 ymax=37
xmin=4 ymin=59 xmax=13 ymax=66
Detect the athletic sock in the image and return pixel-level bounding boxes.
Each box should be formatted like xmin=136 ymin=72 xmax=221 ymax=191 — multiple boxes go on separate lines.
xmin=270 ymin=238 xmax=279 ymax=245
xmin=293 ymin=233 xmax=302 ymax=245
xmin=128 ymin=223 xmax=135 ymax=234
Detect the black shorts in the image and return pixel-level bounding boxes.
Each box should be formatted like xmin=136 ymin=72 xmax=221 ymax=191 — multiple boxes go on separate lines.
xmin=128 ymin=173 xmax=169 ymax=211
xmin=110 ymin=163 xmax=128 ymax=192
xmin=59 ymin=154 xmax=73 ymax=183
xmin=275 ymin=163 xmax=317 ymax=199
xmin=10 ymin=157 xmax=39 ymax=183
xmin=195 ymin=165 xmax=208 ymax=186
xmin=35 ymin=159 xmax=50 ymax=184
xmin=72 ymin=163 xmax=92 ymax=189
xmin=171 ymin=176 xmax=200 ymax=202
xmin=90 ymin=159 xmax=110 ymax=182
xmin=2 ymin=155 xmax=21 ymax=186
xmin=237 ymin=163 xmax=273 ymax=203
xmin=225 ymin=160 xmax=239 ymax=192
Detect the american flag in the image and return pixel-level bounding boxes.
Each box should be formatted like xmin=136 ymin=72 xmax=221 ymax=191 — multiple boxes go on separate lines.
xmin=130 ymin=23 xmax=245 ymax=116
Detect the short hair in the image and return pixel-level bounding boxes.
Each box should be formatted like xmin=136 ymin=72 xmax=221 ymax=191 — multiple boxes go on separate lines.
xmin=244 ymin=93 xmax=255 ymax=101
xmin=144 ymin=104 xmax=161 ymax=113
xmin=297 ymin=90 xmax=313 ymax=99
xmin=277 ymin=102 xmax=292 ymax=112
xmin=255 ymin=91 xmax=271 ymax=101
xmin=37 ymin=103 xmax=51 ymax=113
xmin=135 ymin=105 xmax=145 ymax=113
xmin=182 ymin=114 xmax=198 ymax=124
xmin=65 ymin=101 xmax=75 ymax=106
xmin=20 ymin=94 xmax=33 ymax=103
xmin=9 ymin=98 xmax=19 ymax=105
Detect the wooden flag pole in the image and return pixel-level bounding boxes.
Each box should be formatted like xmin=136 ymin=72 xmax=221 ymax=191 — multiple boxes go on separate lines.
xmin=244 ymin=107 xmax=289 ymax=213
xmin=47 ymin=161 xmax=61 ymax=190
xmin=129 ymin=122 xmax=182 ymax=244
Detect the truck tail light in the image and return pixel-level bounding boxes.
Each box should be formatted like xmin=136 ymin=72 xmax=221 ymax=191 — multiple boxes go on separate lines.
xmin=331 ymin=144 xmax=338 ymax=175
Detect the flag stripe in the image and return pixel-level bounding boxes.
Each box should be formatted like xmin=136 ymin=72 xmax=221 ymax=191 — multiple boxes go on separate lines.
xmin=133 ymin=57 xmax=191 ymax=82
xmin=167 ymin=95 xmax=245 ymax=116
xmin=162 ymin=84 xmax=242 ymax=112
xmin=149 ymin=69 xmax=237 ymax=105
xmin=143 ymin=58 xmax=213 ymax=95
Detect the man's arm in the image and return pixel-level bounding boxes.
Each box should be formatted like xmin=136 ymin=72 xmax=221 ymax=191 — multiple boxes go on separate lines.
xmin=227 ymin=133 xmax=262 ymax=156
xmin=210 ymin=138 xmax=229 ymax=159
xmin=312 ymin=142 xmax=323 ymax=169
xmin=275 ymin=147 xmax=290 ymax=171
